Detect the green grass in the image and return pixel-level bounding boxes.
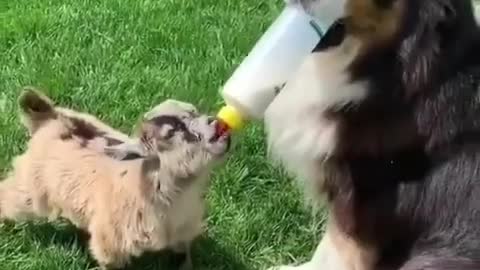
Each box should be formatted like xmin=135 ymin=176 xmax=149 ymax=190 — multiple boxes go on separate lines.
xmin=0 ymin=0 xmax=326 ymax=269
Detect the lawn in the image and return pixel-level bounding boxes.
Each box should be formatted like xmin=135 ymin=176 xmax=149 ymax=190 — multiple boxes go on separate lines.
xmin=0 ymin=0 xmax=325 ymax=269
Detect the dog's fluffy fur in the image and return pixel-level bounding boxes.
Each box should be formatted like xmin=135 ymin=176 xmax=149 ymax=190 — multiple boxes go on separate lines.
xmin=266 ymin=0 xmax=480 ymax=269
xmin=0 ymin=89 xmax=230 ymax=269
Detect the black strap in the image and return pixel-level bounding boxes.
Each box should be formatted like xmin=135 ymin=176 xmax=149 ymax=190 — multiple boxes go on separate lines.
xmin=312 ymin=18 xmax=346 ymax=52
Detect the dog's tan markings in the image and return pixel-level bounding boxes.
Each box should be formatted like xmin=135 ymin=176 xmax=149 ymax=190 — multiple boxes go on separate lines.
xmin=331 ymin=220 xmax=378 ymax=270
xmin=345 ymin=0 xmax=405 ymax=46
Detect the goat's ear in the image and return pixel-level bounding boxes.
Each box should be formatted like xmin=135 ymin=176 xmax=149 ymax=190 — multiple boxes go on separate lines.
xmin=18 ymin=87 xmax=57 ymax=134
xmin=104 ymin=142 xmax=146 ymax=160
xmin=398 ymin=1 xmax=455 ymax=97
xmin=18 ymin=87 xmax=55 ymax=114
xmin=139 ymin=121 xmax=159 ymax=140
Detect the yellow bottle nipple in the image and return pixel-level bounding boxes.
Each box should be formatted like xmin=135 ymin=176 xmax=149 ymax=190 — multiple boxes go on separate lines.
xmin=217 ymin=105 xmax=244 ymax=130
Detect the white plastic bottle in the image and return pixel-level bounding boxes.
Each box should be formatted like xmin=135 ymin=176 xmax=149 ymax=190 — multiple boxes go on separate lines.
xmin=216 ymin=1 xmax=343 ymax=131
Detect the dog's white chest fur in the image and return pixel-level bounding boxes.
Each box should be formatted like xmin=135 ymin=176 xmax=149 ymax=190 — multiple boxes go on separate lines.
xmin=264 ymin=37 xmax=368 ymax=184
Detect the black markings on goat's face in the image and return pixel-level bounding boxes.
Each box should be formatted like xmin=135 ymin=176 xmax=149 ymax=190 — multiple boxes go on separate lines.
xmin=149 ymin=115 xmax=200 ymax=143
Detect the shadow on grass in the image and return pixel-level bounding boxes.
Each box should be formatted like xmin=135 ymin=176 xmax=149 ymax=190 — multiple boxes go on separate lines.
xmin=21 ymin=221 xmax=91 ymax=249
xmin=18 ymin=221 xmax=248 ymax=270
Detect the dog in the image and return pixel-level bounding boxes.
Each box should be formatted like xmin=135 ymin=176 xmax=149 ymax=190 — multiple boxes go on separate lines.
xmin=265 ymin=0 xmax=480 ymax=269
xmin=0 ymin=88 xmax=230 ymax=270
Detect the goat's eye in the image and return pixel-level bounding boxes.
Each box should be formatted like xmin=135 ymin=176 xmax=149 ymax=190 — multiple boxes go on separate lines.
xmin=165 ymin=129 xmax=176 ymax=139
xmin=185 ymin=131 xmax=201 ymax=142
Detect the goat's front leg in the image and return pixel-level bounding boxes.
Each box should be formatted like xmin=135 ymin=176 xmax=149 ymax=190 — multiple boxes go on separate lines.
xmin=172 ymin=242 xmax=193 ymax=270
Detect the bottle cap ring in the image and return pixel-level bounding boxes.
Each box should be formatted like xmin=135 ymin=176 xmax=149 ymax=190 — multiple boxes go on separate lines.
xmin=217 ymin=105 xmax=244 ymax=130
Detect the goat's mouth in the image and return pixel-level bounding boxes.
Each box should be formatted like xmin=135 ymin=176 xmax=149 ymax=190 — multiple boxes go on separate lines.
xmin=207 ymin=119 xmax=232 ymax=153
xmin=187 ymin=117 xmax=231 ymax=144
xmin=210 ymin=119 xmax=231 ymax=142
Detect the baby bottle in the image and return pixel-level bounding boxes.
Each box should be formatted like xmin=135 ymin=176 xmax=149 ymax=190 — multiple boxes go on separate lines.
xmin=216 ymin=0 xmax=343 ymax=132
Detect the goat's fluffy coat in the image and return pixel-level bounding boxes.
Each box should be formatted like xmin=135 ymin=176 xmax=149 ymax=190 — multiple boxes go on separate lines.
xmin=0 ymin=89 xmax=229 ymax=269
xmin=267 ymin=0 xmax=480 ymax=269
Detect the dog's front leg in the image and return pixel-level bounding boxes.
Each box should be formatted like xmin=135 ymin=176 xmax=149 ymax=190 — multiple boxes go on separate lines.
xmin=267 ymin=221 xmax=376 ymax=270
xmin=267 ymin=228 xmax=348 ymax=270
